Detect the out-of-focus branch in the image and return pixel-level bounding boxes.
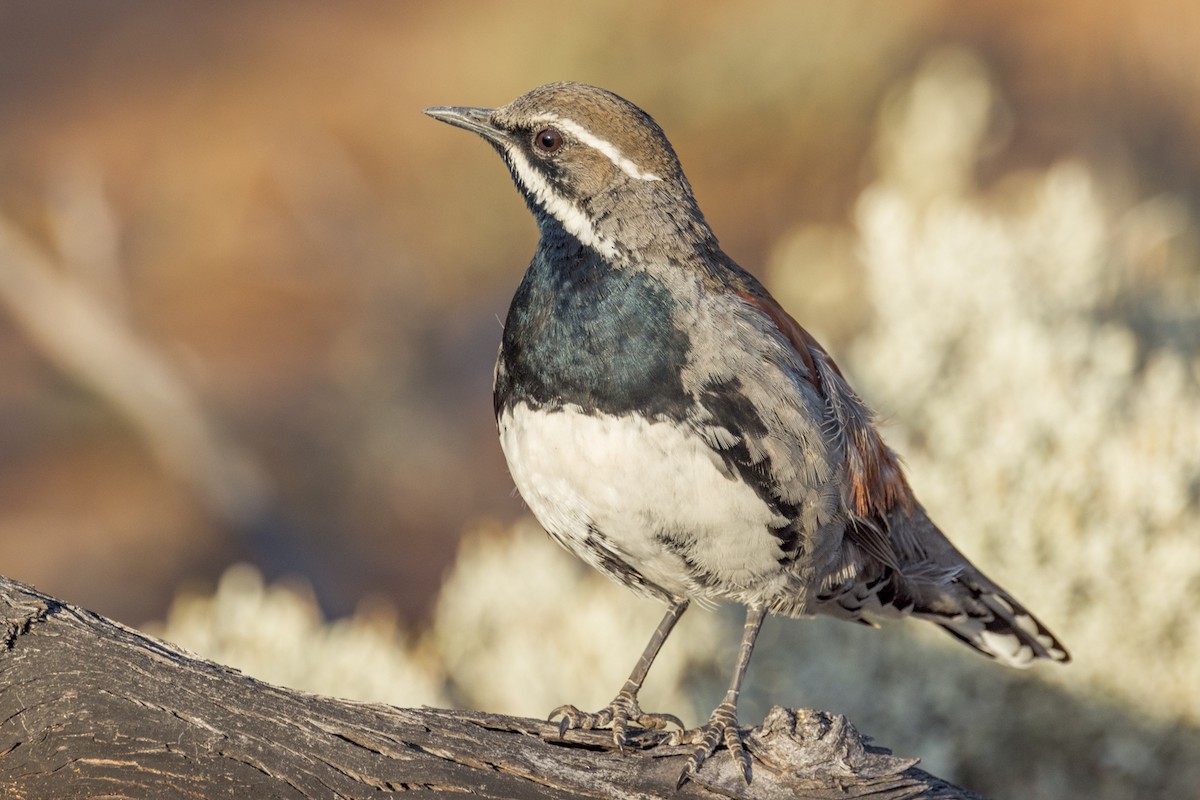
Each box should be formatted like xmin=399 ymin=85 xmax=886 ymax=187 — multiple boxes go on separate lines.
xmin=0 ymin=203 xmax=267 ymax=528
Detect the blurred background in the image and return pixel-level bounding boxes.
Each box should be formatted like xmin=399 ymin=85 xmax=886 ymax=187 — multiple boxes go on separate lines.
xmin=2 ymin=2 xmax=1199 ymax=797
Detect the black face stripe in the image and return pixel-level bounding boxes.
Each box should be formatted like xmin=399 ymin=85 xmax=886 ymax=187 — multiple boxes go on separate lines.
xmin=499 ymin=145 xmax=572 ymax=221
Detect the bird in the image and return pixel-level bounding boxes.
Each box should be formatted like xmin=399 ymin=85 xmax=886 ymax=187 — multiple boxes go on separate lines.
xmin=425 ymin=82 xmax=1069 ymax=787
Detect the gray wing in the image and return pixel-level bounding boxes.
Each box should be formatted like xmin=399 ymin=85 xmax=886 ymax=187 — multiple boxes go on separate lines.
xmin=684 ymin=280 xmax=1069 ymax=665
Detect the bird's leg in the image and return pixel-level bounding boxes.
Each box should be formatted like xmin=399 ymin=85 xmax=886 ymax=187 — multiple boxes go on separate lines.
xmin=677 ymin=604 xmax=766 ymax=787
xmin=551 ymin=599 xmax=688 ymax=748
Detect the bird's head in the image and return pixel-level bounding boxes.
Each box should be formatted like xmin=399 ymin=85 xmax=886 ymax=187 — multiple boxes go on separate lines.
xmin=426 ymin=82 xmax=714 ymax=259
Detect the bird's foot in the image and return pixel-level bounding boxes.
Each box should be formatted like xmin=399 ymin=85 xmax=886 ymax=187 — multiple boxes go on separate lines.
xmin=550 ymin=689 xmax=684 ymax=750
xmin=675 ymin=700 xmax=750 ymax=788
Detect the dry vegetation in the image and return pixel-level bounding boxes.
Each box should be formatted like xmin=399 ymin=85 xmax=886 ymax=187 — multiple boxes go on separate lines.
xmin=4 ymin=3 xmax=1200 ymax=798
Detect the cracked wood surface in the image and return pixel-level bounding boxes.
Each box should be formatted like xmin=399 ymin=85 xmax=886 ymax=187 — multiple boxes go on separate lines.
xmin=0 ymin=575 xmax=983 ymax=799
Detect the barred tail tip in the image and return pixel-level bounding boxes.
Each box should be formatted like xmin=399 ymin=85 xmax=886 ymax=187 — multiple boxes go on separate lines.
xmin=937 ymin=591 xmax=1070 ymax=668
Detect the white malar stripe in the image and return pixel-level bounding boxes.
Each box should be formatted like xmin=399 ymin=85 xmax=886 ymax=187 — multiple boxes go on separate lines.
xmin=503 ymin=145 xmax=619 ymax=259
xmin=536 ymin=114 xmax=662 ymax=182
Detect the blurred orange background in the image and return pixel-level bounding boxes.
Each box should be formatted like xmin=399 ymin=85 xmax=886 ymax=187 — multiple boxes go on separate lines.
xmin=1 ymin=0 xmax=1197 ymax=627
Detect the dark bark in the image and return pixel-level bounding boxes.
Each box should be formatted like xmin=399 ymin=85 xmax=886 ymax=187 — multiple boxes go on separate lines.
xmin=0 ymin=575 xmax=983 ymax=799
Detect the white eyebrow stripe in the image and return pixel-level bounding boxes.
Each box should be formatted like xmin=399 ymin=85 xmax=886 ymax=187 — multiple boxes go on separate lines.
xmin=503 ymin=145 xmax=619 ymax=259
xmin=536 ymin=114 xmax=662 ymax=182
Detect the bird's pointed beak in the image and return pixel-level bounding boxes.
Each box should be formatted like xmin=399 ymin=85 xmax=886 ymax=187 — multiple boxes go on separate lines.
xmin=424 ymin=106 xmax=507 ymax=145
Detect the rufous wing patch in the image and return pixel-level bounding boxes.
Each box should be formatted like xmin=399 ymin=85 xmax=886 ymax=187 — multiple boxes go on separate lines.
xmin=735 ymin=289 xmax=911 ymax=520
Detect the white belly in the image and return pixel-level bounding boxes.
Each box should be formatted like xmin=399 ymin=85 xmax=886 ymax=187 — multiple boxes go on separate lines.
xmin=497 ymin=402 xmax=793 ymax=604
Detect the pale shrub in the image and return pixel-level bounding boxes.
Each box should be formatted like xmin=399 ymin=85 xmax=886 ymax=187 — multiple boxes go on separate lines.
xmin=149 ymin=563 xmax=446 ymax=707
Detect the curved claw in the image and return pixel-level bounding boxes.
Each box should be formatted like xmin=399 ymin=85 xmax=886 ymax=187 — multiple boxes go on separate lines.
xmin=549 ymin=692 xmax=683 ymax=749
xmin=550 ymin=703 xmax=610 ymax=736
xmin=612 ymin=708 xmax=629 ymax=748
xmin=676 ymin=701 xmax=751 ymax=787
xmin=635 ymin=710 xmax=684 ymax=731
xmin=554 ymin=709 xmax=571 ymax=739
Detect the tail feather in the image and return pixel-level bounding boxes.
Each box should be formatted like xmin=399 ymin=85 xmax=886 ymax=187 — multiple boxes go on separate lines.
xmin=816 ymin=503 xmax=1070 ymax=667
xmin=926 ymin=582 xmax=1070 ymax=671
xmin=914 ymin=578 xmax=1070 ymax=667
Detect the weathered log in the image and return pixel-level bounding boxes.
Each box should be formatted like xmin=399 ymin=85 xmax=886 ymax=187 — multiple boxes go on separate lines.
xmin=0 ymin=575 xmax=982 ymax=798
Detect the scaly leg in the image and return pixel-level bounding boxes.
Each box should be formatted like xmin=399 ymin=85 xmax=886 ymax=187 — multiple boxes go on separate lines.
xmin=677 ymin=604 xmax=767 ymax=787
xmin=551 ymin=599 xmax=688 ymax=748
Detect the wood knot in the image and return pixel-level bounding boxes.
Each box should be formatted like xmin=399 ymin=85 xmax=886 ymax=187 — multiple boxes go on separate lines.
xmin=747 ymin=706 xmax=920 ymax=781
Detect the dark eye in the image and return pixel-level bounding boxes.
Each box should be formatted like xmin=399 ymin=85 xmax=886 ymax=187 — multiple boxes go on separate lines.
xmin=533 ymin=127 xmax=564 ymax=154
